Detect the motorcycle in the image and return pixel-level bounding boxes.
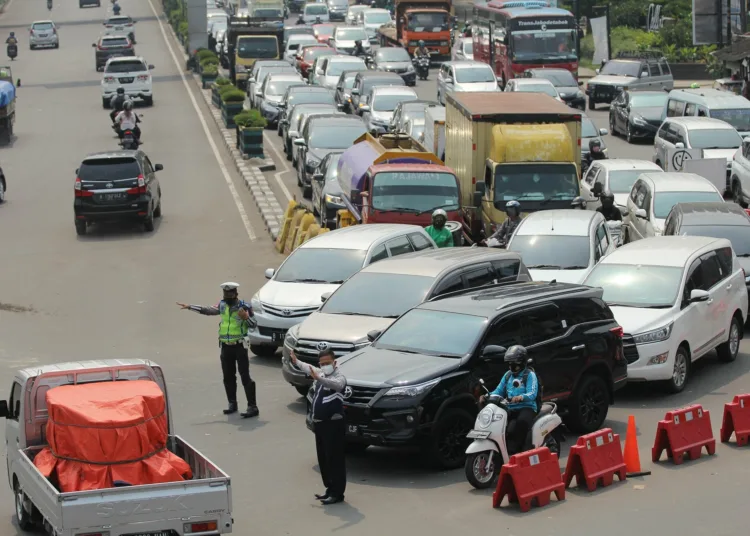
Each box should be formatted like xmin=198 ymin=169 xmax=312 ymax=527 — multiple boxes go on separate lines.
xmin=607 ymin=220 xmax=623 ymax=247
xmin=120 ymin=129 xmax=139 ymax=149
xmin=47 ymin=0 xmax=52 ymax=10
xmin=464 ymin=377 xmax=564 ymax=489
xmin=413 ymin=54 xmax=430 ymax=80
xmin=7 ymin=43 xmax=17 ymax=61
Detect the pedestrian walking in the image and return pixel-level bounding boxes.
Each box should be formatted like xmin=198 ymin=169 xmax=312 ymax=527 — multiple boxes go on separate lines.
xmin=290 ymin=347 xmax=347 ymax=505
xmin=177 ymin=282 xmax=259 ymax=418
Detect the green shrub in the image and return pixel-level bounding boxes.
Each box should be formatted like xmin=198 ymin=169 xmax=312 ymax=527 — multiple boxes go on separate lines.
xmin=202 ymin=63 xmax=219 ymax=76
xmin=221 ymin=88 xmax=246 ymax=103
xmin=178 ymin=21 xmax=188 ymax=39
xmin=197 ymin=49 xmax=218 ymax=62
xmin=200 ymin=56 xmax=219 ymax=68
xmin=218 ymin=83 xmax=238 ymax=96
xmin=235 ymin=109 xmax=267 ymax=128
xmin=215 ymin=76 xmax=231 ymax=86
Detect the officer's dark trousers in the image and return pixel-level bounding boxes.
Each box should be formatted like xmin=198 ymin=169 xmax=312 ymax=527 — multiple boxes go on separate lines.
xmin=507 ymin=407 xmax=536 ymax=453
xmin=314 ymin=419 xmax=346 ymax=498
xmin=220 ymin=343 xmax=256 ymax=406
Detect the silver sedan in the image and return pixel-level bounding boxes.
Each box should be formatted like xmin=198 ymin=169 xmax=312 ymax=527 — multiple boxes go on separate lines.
xmin=29 ymin=20 xmax=59 ymax=49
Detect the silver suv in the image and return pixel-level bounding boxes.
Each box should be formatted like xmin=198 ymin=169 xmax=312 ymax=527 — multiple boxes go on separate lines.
xmin=586 ymin=51 xmax=673 ymax=111
xmin=281 ymin=248 xmax=531 ymax=394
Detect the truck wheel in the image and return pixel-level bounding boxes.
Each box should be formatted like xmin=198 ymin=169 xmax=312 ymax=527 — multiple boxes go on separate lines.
xmin=426 ymin=408 xmax=473 ymax=469
xmin=588 ymin=98 xmax=596 ymax=111
xmin=75 ymin=221 xmax=87 ymax=236
xmin=15 ymin=487 xmax=35 ymax=531
xmin=566 ymin=374 xmax=608 ymax=433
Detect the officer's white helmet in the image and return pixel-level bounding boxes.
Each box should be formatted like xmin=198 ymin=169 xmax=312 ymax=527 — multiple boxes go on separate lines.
xmin=220 ymin=282 xmax=240 ymax=291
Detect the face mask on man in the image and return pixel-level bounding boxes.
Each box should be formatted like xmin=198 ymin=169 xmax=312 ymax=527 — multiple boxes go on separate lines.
xmin=433 ymin=217 xmax=446 ymax=229
xmin=224 ymin=294 xmax=238 ymax=306
xmin=509 ymin=363 xmax=522 ymax=374
xmin=321 ymin=364 xmax=334 ymax=375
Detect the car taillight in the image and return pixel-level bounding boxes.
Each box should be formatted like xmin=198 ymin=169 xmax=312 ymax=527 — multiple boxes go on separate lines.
xmin=136 ymin=75 xmax=149 ymax=81
xmin=126 ymin=174 xmax=147 ymax=195
xmin=104 ymin=76 xmax=115 ymax=83
xmin=610 ymin=326 xmax=624 ymax=338
xmin=74 ymin=177 xmax=93 ymax=197
xmin=183 ymin=521 xmax=218 ymax=533
xmin=53 ymin=28 xmax=57 ymax=34
xmin=97 ymin=43 xmax=104 ymax=50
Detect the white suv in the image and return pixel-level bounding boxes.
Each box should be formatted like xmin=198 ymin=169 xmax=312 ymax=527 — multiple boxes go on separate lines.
xmin=729 ymin=136 xmax=750 ymax=206
xmin=583 ymin=235 xmax=747 ymax=393
xmin=101 ymin=56 xmax=154 ymax=108
xmin=247 ymin=224 xmax=436 ymax=357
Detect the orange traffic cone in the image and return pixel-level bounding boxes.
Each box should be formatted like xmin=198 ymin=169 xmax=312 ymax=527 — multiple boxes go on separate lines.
xmin=624 ymin=415 xmax=651 ymax=477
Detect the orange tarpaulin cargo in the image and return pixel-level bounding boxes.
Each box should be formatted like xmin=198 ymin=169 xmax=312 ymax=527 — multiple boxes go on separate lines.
xmin=34 ymin=380 xmax=192 ymax=492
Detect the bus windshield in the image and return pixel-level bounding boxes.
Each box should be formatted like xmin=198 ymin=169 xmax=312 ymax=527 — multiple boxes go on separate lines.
xmin=511 ymin=30 xmax=577 ymax=62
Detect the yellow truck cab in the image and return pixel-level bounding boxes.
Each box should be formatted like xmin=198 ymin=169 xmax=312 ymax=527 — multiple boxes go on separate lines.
xmin=227 ymin=15 xmax=285 ymax=83
xmin=445 ymin=92 xmax=582 ymax=242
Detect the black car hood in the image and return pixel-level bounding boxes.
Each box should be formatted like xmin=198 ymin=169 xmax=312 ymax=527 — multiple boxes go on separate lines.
xmin=337 ymin=347 xmax=461 ymax=387
xmin=630 ymin=106 xmax=663 ymax=121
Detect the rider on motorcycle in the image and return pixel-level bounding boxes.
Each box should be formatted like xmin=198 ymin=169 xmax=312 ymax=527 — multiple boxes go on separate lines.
xmin=482 ymin=345 xmax=538 ymax=454
xmin=487 ymin=200 xmax=522 ymax=246
xmin=596 ymin=190 xmax=622 ymax=221
xmin=424 ymin=208 xmax=453 ymax=248
xmin=109 ymin=87 xmax=129 ymax=122
xmin=113 ymin=0 xmax=121 ymax=15
xmin=413 ymin=40 xmax=430 ymax=59
xmin=114 ymin=100 xmax=140 ymax=141
xmin=584 ymin=139 xmax=606 ymax=170
xmin=6 ymin=32 xmax=17 ymax=45
xmin=351 ymin=40 xmax=367 ymax=57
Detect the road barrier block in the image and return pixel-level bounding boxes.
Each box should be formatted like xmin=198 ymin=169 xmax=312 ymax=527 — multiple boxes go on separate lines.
xmin=276 ymin=201 xmax=304 ymax=253
xmin=283 ymin=209 xmax=307 ymax=255
xmin=563 ymin=428 xmax=626 ymax=492
xmin=300 ymin=223 xmax=321 ymax=245
xmin=293 ymin=214 xmax=316 ymax=250
xmin=336 ymin=209 xmax=356 ymax=228
xmin=316 ymin=227 xmax=330 ymax=236
xmin=721 ymin=394 xmax=750 ymax=446
xmin=652 ymin=404 xmax=715 ymax=465
xmin=493 ymin=447 xmax=565 ymax=512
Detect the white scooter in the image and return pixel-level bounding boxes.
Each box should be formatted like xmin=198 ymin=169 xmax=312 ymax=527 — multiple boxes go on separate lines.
xmin=464 ymin=378 xmax=564 ymax=489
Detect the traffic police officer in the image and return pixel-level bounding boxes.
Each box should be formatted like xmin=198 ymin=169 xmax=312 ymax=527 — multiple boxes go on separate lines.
xmin=290 ymin=346 xmax=347 ymax=505
xmin=177 ymin=282 xmax=259 ymax=418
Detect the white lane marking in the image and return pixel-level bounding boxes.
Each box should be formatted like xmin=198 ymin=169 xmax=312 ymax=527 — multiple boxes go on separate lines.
xmin=145 ymin=0 xmax=257 ymax=241
xmin=263 ymin=131 xmax=294 ymax=202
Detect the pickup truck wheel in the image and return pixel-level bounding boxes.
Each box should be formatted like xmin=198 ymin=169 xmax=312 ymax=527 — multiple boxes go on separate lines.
xmin=15 ymin=488 xmax=35 ymax=531
xmin=566 ymin=374 xmax=608 ymax=433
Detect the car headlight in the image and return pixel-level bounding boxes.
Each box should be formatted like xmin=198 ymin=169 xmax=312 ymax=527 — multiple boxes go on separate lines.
xmin=406 ymin=64 xmax=415 ymax=72
xmin=576 ymin=90 xmax=584 ymax=98
xmin=285 ymin=325 xmax=299 ymax=347
xmin=633 ymin=322 xmax=673 ymax=345
xmin=477 ymin=407 xmax=493 ymax=429
xmin=306 ymin=156 xmax=320 ymax=167
xmin=631 ymin=115 xmax=647 ymax=126
xmin=325 ymin=193 xmax=343 ymax=204
xmin=383 ymin=378 xmax=439 ymax=398
xmin=251 ymin=293 xmax=263 ymax=314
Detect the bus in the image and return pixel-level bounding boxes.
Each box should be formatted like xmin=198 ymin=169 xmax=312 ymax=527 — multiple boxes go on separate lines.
xmin=472 ymin=0 xmax=578 ymax=88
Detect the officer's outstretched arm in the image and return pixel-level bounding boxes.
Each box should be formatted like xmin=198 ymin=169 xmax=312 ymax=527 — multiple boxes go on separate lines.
xmin=188 ymin=304 xmax=220 ymax=315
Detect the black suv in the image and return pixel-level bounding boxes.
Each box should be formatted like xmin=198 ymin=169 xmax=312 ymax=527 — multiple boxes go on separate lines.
xmin=74 ymin=150 xmax=163 ymax=235
xmin=329 ymin=281 xmax=628 ymax=469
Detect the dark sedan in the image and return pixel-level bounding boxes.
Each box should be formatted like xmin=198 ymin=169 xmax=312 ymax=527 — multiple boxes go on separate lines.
xmin=522 ymin=68 xmax=584 ymax=110
xmin=609 ymin=90 xmax=669 ymax=143
xmin=278 ymin=85 xmax=336 ymax=135
xmin=312 ymin=151 xmax=345 ymax=229
xmin=334 ymin=70 xmax=360 ymax=114
xmin=370 ymin=47 xmax=417 ymax=86
xmin=93 ymin=35 xmax=135 ymax=71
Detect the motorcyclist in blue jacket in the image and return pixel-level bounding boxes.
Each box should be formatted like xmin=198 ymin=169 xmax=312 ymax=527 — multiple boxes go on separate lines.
xmin=483 ymin=345 xmax=538 ymax=453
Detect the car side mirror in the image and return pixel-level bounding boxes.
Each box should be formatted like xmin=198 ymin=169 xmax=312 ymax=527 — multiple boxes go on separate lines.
xmin=75 ymin=168 xmax=79 ymax=175
xmin=366 ymin=329 xmax=381 ymax=342
xmin=640 ymin=71 xmax=648 ymax=78
xmin=148 ymin=64 xmax=155 ymax=70
xmin=264 ymin=268 xmax=275 ymax=279
xmin=92 ymin=43 xmax=97 ymax=47
xmin=635 ymin=208 xmax=648 ymax=219
xmin=445 ymin=77 xmax=453 ymax=84
xmin=0 ymin=400 xmax=8 ymax=419
xmin=481 ymin=345 xmax=506 ymax=360
xmin=360 ymin=105 xmax=370 ymax=112
xmin=472 ymin=191 xmax=482 ymax=208
xmin=599 ymin=128 xmax=608 ymax=136
xmin=313 ymin=172 xmax=324 ymax=181
xmin=321 ymin=291 xmax=332 ymax=302
xmin=689 ymin=289 xmax=710 ymax=303
xmin=248 ymin=77 xmax=256 ymax=83
xmin=351 ymin=88 xmax=359 ymax=95
xmin=294 ymin=138 xmax=306 ymax=147
xmin=675 ymin=142 xmax=685 ymax=149
xmin=255 ymin=90 xmax=263 ymax=97
xmin=475 ymin=181 xmax=486 ymax=196
xmin=351 ymin=188 xmax=361 ymax=204
xmin=336 ymin=103 xmax=344 ymax=109
xmin=578 ymin=80 xmax=583 ymax=86
xmin=154 ymin=164 xmax=163 ymax=171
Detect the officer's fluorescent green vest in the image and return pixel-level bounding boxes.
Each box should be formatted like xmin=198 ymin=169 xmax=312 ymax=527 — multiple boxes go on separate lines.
xmin=219 ymin=302 xmax=248 ymax=343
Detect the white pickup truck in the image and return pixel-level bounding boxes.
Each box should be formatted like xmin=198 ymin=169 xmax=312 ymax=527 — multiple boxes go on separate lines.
xmin=1 ymin=359 xmax=233 ymax=536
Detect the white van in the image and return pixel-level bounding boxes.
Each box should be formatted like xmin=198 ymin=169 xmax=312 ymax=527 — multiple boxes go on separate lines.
xmin=663 ymin=88 xmax=750 ymax=136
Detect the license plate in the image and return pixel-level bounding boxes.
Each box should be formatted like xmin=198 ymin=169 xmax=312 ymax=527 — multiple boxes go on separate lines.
xmin=98 ymin=192 xmax=126 ymax=202
xmin=271 ymin=330 xmax=286 ymax=343
xmin=467 ymin=430 xmax=490 ymax=439
xmin=38 ymin=34 xmax=48 ymax=38
xmin=119 ymin=77 xmax=134 ymax=83
xmin=347 ymin=425 xmax=359 ymax=435
xmin=126 ymin=532 xmax=173 ymax=536
xmin=115 ymin=26 xmax=124 ymax=30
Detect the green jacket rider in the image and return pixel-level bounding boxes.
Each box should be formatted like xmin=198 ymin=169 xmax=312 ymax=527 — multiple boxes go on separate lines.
xmin=425 ymin=208 xmax=454 ymax=248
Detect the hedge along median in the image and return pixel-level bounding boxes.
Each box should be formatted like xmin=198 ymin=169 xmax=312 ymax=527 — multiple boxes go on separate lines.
xmin=212 ymin=76 xmax=231 ymax=107
xmin=220 ymin=87 xmax=246 ymax=128
xmin=235 ymin=110 xmax=267 ymax=159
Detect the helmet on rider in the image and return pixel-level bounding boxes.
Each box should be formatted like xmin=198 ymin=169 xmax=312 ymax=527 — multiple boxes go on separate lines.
xmin=431 ymin=208 xmax=447 ymax=229
xmin=418 ymin=40 xmax=425 ymax=47
xmin=123 ymin=100 xmax=133 ymax=111
xmin=9 ymin=32 xmax=14 ymax=37
xmin=504 ymin=345 xmax=528 ymax=374
xmin=117 ymin=87 xmax=125 ymax=95
xmin=505 ymin=199 xmax=521 ymax=218
xmin=600 ymin=190 xmax=615 ymax=209
xmin=355 ymin=40 xmax=362 ymax=46
xmin=589 ymin=138 xmax=602 ymax=154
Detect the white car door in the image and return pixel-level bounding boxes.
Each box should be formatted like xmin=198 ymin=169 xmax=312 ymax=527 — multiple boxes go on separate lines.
xmin=629 ymin=180 xmax=652 ymax=240
xmin=736 ymin=139 xmax=750 ymax=195
xmin=699 ymin=249 xmax=736 ymax=348
xmin=581 ymin=163 xmax=601 ymax=208
xmin=679 ymin=258 xmax=715 ymax=362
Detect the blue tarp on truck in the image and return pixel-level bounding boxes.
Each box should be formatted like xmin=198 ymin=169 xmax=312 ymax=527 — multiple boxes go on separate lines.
xmin=0 ymin=81 xmax=15 ymax=108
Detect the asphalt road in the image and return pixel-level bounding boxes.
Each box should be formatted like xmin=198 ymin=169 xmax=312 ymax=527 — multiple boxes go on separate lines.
xmin=0 ymin=3 xmax=749 ymax=536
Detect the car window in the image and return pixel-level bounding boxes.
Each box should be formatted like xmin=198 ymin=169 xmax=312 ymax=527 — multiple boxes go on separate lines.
xmin=78 ymin=158 xmax=140 ymax=181
xmin=666 ymin=100 xmax=684 ymax=118
xmin=648 ymin=63 xmax=659 ymax=77
xmin=8 ymin=381 xmax=21 ymax=420
xmin=685 ymin=103 xmax=697 ymax=116
xmin=700 ymin=251 xmax=726 ymax=289
xmin=683 ymin=259 xmax=704 ymax=303
xmin=595 ymin=224 xmax=609 ymax=260
xmin=659 ymin=60 xmax=671 ymax=75
xmin=386 ymin=236 xmax=415 ymax=257
xmin=630 ymin=180 xmax=642 ymax=203
xmin=522 ymin=305 xmax=566 ymax=346
xmin=434 ymin=274 xmax=464 ymax=295
xmin=634 ymin=182 xmax=649 ymax=210
xmin=105 ymin=60 xmax=147 ymax=73
xmin=485 ymin=314 xmax=525 ymax=348
xmin=664 ymin=212 xmax=677 ymax=235
xmin=558 ymin=297 xmax=612 ymax=325
xmin=593 ymin=170 xmax=606 ymax=193
xmin=369 ymin=244 xmax=389 ymax=263
xmin=716 ymin=246 xmax=734 ymax=274
xmin=671 ymin=124 xmax=686 ymax=145
xmin=492 ymin=259 xmax=521 ymax=280
xmin=408 ymin=232 xmax=432 ymax=251
xmin=584 ymin=164 xmax=599 ymax=185
xmin=463 ymin=265 xmax=496 ymax=288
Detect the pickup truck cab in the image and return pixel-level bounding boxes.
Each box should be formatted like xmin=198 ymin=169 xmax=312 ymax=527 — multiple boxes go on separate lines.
xmin=1 ymin=359 xmax=233 ymax=536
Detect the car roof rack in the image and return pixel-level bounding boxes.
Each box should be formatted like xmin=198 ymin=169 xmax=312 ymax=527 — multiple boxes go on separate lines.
xmin=615 ymin=50 xmax=664 ymax=61
xmin=427 ymin=276 xmax=531 ymax=302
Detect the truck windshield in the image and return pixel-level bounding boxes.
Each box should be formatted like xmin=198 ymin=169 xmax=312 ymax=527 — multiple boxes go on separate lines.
xmin=306 ymin=4 xmax=328 ymax=15
xmin=238 ymin=37 xmax=278 ymax=59
xmin=511 ymin=30 xmax=577 ymax=62
xmin=406 ymin=12 xmax=448 ymax=31
xmin=371 ymin=171 xmax=460 ymax=213
xmin=493 ymin=163 xmax=579 ymax=204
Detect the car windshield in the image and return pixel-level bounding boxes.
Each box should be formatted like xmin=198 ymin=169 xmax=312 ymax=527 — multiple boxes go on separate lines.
xmin=285 ymin=27 xmax=314 ymax=41
xmin=309 ymin=123 xmax=366 ymax=149
xmin=274 ymin=248 xmax=366 ymax=283
xmin=518 ymin=83 xmax=557 ymax=97
xmin=608 ymin=169 xmax=654 ymax=193
xmin=32 ymin=22 xmax=54 ymax=30
xmin=455 ymin=66 xmax=495 ymax=83
xmin=314 ymin=24 xmax=335 ymax=36
xmin=599 ymin=60 xmax=640 ymax=77
xmin=511 ymin=30 xmax=576 ymax=61
xmin=371 ymin=171 xmax=459 ymax=212
xmin=630 ymin=93 xmax=668 ymax=107
xmin=105 ymin=60 xmax=146 ymax=73
xmin=583 ymin=264 xmax=682 ymax=308
xmin=654 ymin=191 xmax=723 ymax=218
xmin=107 ymin=17 xmax=131 ymax=25
xmin=254 ymin=8 xmax=282 ymax=16
xmin=288 ymin=38 xmax=316 ymax=50
xmin=336 ymin=28 xmax=367 ymax=40
xmin=710 ymin=108 xmax=750 ymax=132
xmin=102 ymin=37 xmax=129 ymax=47
xmin=687 ymin=128 xmax=742 ymax=149
xmin=78 ymin=158 xmax=140 ymax=181
xmin=363 ymin=78 xmax=404 ymax=93
xmin=341 ymin=73 xmax=357 ymax=88
xmin=509 ymin=235 xmax=591 ymax=270
xmin=288 ymin=92 xmax=335 ymax=107
xmin=373 ymin=93 xmax=417 ymax=111
xmin=375 ymin=309 xmax=487 ymax=357
xmin=267 ymin=80 xmax=300 ymax=96
xmin=322 ymin=273 xmax=434 ymax=318
xmin=494 ymin=163 xmax=579 ymax=203
xmin=376 ymin=48 xmax=410 ymax=62
xmin=582 ymin=118 xmax=598 ymax=138
xmin=680 ymin=224 xmax=750 ymax=256
xmin=365 ymin=12 xmax=391 ymax=24
xmin=463 ymin=41 xmax=473 ymax=54
xmin=327 ymin=59 xmax=365 ymax=76
xmin=238 ymin=37 xmax=278 ymax=59
xmin=306 ymin=4 xmax=328 ymax=15
xmin=535 ymin=70 xmax=575 ymax=86
xmin=406 ymin=12 xmax=448 ymax=31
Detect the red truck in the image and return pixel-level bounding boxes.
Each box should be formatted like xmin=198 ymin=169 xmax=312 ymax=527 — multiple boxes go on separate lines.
xmin=377 ymin=0 xmax=453 ymax=60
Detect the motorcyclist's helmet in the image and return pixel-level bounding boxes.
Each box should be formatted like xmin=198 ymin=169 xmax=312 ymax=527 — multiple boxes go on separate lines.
xmin=9 ymin=32 xmax=14 ymax=37
xmin=504 ymin=345 xmax=528 ymax=374
xmin=505 ymin=199 xmax=521 ymax=218
xmin=418 ymin=40 xmax=425 ymax=47
xmin=117 ymin=87 xmax=125 ymax=95
xmin=600 ymin=190 xmax=615 ymax=209
xmin=123 ymin=100 xmax=133 ymax=111
xmin=589 ymin=139 xmax=602 ymax=153
xmin=355 ymin=40 xmax=362 ymax=47
xmin=432 ymin=208 xmax=447 ymax=227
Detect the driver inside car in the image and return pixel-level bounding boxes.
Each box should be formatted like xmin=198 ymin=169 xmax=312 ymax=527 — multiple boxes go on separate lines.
xmin=481 ymin=345 xmax=538 ymax=453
